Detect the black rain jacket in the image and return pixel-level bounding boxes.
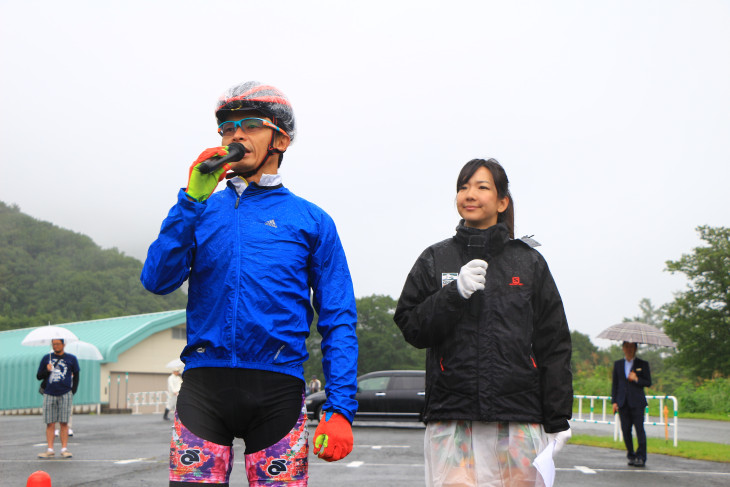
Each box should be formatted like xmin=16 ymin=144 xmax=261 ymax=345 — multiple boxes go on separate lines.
xmin=394 ymin=222 xmax=572 ymax=433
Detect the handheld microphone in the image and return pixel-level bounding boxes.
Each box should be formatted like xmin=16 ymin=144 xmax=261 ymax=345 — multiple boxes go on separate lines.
xmin=467 ymin=235 xmax=486 ymax=261
xmin=197 ymin=143 xmax=247 ymax=174
xmin=467 ymin=235 xmax=486 ymax=314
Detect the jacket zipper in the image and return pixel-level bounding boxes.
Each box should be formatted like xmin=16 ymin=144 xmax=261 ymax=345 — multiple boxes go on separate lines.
xmin=231 ymin=192 xmax=243 ymax=366
xmin=273 ymin=345 xmax=286 ymax=362
xmin=231 ymin=188 xmax=259 ymax=366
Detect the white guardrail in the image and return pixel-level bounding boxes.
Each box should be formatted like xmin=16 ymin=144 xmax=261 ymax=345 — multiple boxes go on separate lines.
xmin=126 ymin=391 xmax=170 ymax=415
xmin=571 ymin=395 xmax=678 ymax=447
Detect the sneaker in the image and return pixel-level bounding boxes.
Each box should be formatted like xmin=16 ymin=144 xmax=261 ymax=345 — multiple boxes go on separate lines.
xmin=38 ymin=450 xmax=55 ymax=458
xmin=68 ymin=429 xmax=74 ymax=437
xmin=61 ymin=450 xmax=73 ymax=458
xmin=54 ymin=430 xmax=59 ymax=437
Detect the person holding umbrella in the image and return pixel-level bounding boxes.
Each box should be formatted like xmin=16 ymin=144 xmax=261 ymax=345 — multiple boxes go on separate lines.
xmin=36 ymin=338 xmax=80 ymax=459
xmin=612 ymin=341 xmax=652 ymax=467
xmin=52 ymin=341 xmax=103 ymax=438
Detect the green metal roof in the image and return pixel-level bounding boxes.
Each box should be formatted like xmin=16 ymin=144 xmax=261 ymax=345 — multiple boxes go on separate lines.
xmin=0 ymin=310 xmax=186 ymax=410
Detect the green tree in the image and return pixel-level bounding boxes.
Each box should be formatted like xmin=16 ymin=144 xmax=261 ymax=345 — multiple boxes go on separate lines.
xmin=664 ymin=226 xmax=730 ymax=378
xmin=0 ymin=200 xmax=188 ymax=331
xmin=303 ymin=295 xmax=426 ymax=388
xmin=570 ymin=330 xmax=599 ymax=371
xmin=571 ymin=330 xmax=616 ymax=395
xmin=356 ymin=294 xmax=425 ymax=375
xmin=624 ymin=298 xmax=665 ymax=328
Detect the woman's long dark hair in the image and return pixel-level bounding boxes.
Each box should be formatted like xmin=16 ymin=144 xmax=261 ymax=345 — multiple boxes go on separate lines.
xmin=456 ymin=158 xmax=514 ymax=238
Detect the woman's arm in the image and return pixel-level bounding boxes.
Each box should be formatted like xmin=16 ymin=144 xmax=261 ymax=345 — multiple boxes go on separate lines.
xmin=394 ymin=249 xmax=466 ymax=349
xmin=531 ymin=257 xmax=573 ymax=433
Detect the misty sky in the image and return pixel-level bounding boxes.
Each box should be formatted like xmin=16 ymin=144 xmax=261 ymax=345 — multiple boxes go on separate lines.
xmin=1 ymin=1 xmax=728 ymax=346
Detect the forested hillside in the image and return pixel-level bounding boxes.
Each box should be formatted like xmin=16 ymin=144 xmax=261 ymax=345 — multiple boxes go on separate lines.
xmin=0 ymin=201 xmax=187 ymax=331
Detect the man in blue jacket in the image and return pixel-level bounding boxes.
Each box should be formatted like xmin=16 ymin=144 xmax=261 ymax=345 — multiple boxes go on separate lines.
xmin=141 ymin=81 xmax=359 ymax=486
xmin=36 ymin=338 xmax=79 ymax=459
xmin=612 ymin=341 xmax=652 ymax=467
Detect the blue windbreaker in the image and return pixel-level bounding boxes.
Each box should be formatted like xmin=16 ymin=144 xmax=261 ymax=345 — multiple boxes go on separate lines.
xmin=141 ymin=181 xmax=359 ymax=421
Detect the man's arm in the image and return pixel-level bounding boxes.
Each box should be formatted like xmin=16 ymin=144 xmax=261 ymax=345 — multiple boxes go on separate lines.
xmin=72 ymin=369 xmax=80 ymax=394
xmin=611 ymin=361 xmax=620 ymax=413
xmin=308 ymin=218 xmax=358 ymax=421
xmin=70 ymin=355 xmax=80 ymax=394
xmin=141 ymin=189 xmax=204 ymax=295
xmin=308 ymin=213 xmax=358 ymax=462
xmin=634 ymin=359 xmax=652 ymax=388
xmin=36 ymin=355 xmax=53 ymax=381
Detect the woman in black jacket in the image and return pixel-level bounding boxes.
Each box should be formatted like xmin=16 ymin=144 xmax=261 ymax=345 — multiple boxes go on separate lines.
xmin=394 ymin=158 xmax=572 ymax=486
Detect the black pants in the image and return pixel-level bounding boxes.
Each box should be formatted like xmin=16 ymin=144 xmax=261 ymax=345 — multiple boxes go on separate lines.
xmin=618 ymin=405 xmax=647 ymax=461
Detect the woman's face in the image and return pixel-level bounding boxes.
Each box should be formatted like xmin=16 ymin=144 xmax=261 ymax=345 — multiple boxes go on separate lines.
xmin=456 ymin=166 xmax=509 ymax=229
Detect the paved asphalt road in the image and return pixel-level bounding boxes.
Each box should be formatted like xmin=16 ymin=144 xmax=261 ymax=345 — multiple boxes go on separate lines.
xmin=1 ymin=414 xmax=728 ymax=486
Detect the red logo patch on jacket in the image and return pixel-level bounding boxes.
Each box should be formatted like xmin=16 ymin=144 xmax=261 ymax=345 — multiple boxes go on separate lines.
xmin=509 ymin=276 xmax=523 ymax=286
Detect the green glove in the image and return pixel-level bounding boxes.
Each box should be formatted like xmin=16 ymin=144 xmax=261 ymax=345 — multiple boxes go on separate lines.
xmin=185 ymin=146 xmax=232 ymax=202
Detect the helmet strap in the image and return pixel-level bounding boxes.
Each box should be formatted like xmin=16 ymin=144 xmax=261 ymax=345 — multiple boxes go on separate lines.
xmin=267 ymin=116 xmax=285 ymax=168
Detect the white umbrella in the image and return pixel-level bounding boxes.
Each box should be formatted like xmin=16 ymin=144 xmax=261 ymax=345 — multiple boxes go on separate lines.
xmin=21 ymin=325 xmax=79 ymax=346
xmin=166 ymin=358 xmax=185 ymax=370
xmin=62 ymin=340 xmax=104 ymax=361
xmin=597 ymin=321 xmax=677 ymax=347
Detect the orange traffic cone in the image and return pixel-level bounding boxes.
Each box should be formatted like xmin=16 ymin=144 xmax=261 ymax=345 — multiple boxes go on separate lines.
xmin=26 ymin=470 xmax=51 ymax=486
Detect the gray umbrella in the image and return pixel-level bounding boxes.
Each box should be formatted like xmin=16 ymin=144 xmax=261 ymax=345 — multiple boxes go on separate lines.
xmin=597 ymin=321 xmax=677 ymax=347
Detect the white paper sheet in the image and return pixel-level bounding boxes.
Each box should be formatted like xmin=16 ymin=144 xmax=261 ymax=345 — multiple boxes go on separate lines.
xmin=533 ymin=440 xmax=556 ymax=487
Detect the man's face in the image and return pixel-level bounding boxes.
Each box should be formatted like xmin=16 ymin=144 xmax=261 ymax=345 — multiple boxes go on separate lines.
xmin=219 ymin=110 xmax=290 ymax=177
xmin=51 ymin=339 xmax=65 ymax=354
xmin=622 ymin=342 xmax=637 ymax=361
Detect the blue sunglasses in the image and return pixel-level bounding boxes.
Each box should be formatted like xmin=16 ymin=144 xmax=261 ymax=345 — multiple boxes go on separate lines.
xmin=217 ymin=117 xmax=288 ymax=138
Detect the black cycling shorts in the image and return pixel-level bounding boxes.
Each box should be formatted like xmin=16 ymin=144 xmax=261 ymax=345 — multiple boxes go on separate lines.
xmin=176 ymin=367 xmax=305 ymax=453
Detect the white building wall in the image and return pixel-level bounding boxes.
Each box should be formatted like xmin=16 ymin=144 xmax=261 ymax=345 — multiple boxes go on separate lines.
xmin=100 ymin=325 xmax=186 ymax=404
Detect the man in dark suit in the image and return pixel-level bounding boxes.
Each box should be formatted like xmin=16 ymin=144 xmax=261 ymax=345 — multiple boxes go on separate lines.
xmin=612 ymin=341 xmax=652 ymax=467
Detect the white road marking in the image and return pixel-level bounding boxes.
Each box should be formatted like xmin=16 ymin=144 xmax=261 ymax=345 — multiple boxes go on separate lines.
xmin=347 ymin=461 xmax=364 ymax=468
xmin=358 ymin=445 xmax=410 ymax=449
xmin=574 ymin=465 xmax=597 ymax=474
xmin=114 ymin=457 xmax=155 ymax=464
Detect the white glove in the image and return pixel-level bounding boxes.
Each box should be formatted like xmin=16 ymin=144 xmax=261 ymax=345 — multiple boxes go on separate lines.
xmin=456 ymin=259 xmax=488 ymax=299
xmin=546 ymin=428 xmax=572 ymax=456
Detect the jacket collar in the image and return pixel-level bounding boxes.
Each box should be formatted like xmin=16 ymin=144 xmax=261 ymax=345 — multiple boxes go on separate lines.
xmin=227 ymin=178 xmax=283 ymax=197
xmin=453 ymin=221 xmax=510 ymax=262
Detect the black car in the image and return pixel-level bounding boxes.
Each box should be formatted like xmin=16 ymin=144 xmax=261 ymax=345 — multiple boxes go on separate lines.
xmin=305 ymin=370 xmax=426 ymax=422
